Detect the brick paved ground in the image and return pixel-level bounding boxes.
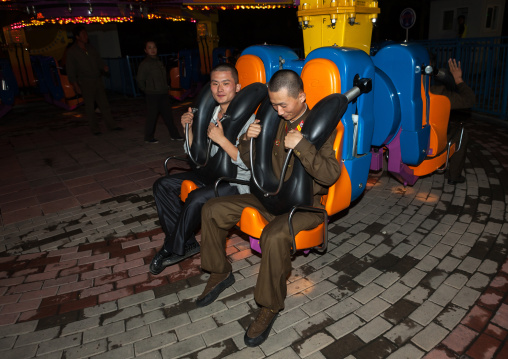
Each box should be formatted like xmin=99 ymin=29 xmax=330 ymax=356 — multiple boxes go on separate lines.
xmin=0 ymin=96 xmax=507 ymax=358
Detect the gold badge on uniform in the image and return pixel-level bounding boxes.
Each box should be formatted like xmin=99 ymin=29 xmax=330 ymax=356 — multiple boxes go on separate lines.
xmin=275 ymin=140 xmax=280 ymax=146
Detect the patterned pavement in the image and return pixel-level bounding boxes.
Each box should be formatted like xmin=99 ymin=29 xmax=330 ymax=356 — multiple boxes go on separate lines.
xmin=0 ymin=95 xmax=507 ymax=359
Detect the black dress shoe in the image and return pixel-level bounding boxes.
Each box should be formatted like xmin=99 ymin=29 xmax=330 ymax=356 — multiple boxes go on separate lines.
xmin=149 ymin=247 xmax=171 ymax=275
xmin=162 ymin=241 xmax=200 ymax=266
xmin=448 ymin=175 xmax=466 ymax=185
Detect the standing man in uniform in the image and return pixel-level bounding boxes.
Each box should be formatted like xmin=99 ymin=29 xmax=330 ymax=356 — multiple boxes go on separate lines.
xmin=196 ymin=70 xmax=341 ymax=346
xmin=66 ymin=25 xmax=121 ymax=135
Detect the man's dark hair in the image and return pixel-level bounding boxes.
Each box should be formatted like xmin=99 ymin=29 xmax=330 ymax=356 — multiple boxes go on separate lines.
xmin=72 ymin=25 xmax=86 ymax=39
xmin=211 ymin=63 xmax=239 ymax=84
xmin=268 ymin=69 xmax=304 ymax=98
xmin=144 ymin=39 xmax=156 ymax=48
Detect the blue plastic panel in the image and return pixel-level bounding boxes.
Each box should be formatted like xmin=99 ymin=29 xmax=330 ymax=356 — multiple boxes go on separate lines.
xmin=305 ymin=47 xmax=375 ymax=158
xmin=372 ymin=43 xmax=430 ymax=165
xmin=371 ymin=67 xmax=401 ymax=147
xmin=241 ymin=45 xmax=300 ymax=82
xmin=344 ymin=154 xmax=372 ymax=202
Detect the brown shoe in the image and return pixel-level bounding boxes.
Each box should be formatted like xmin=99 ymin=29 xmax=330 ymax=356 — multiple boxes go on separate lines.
xmin=196 ymin=272 xmax=234 ymax=307
xmin=244 ymin=307 xmax=278 ymax=347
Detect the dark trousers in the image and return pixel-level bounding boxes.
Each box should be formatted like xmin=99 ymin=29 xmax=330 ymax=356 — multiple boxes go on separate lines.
xmin=448 ymin=123 xmax=469 ymax=181
xmin=80 ymin=78 xmax=117 ymax=133
xmin=153 ymin=172 xmax=239 ymax=255
xmin=145 ymin=94 xmax=180 ymax=141
xmin=201 ymin=194 xmax=323 ymax=312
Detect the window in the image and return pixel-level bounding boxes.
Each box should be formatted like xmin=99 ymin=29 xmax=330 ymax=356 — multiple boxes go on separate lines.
xmin=485 ymin=6 xmax=498 ymax=29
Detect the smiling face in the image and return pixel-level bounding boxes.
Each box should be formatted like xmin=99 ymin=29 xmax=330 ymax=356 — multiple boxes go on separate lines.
xmin=268 ymin=87 xmax=306 ymax=122
xmin=144 ymin=41 xmax=157 ymax=57
xmin=210 ymin=69 xmax=241 ymax=111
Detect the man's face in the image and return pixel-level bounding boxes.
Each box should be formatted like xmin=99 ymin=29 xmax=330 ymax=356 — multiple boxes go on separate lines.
xmin=76 ymin=29 xmax=89 ymax=44
xmin=210 ymin=70 xmax=241 ymax=107
xmin=268 ymin=88 xmax=306 ymax=121
xmin=145 ymin=42 xmax=157 ymax=57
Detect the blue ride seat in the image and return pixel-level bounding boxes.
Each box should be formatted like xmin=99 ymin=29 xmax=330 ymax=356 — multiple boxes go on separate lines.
xmin=304 ymin=47 xmax=375 ymax=203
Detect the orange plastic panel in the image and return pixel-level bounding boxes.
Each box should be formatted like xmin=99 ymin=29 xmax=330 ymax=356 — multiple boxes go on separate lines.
xmin=421 ymin=80 xmax=451 ymax=157
xmin=239 ymin=207 xmax=269 ymax=238
xmin=294 ymin=223 xmax=325 ymax=250
xmin=180 ymin=180 xmax=199 ymax=202
xmin=409 ymin=143 xmax=456 ymax=177
xmin=236 ymin=55 xmax=266 ymax=88
xmin=300 ymin=58 xmax=341 ymax=108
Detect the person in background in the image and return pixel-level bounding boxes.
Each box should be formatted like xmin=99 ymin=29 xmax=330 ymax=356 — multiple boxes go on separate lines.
xmin=458 ymin=15 xmax=467 ymax=38
xmin=66 ymin=25 xmax=121 ymax=135
xmin=136 ymin=40 xmax=183 ymax=143
xmin=431 ymin=58 xmax=476 ymax=185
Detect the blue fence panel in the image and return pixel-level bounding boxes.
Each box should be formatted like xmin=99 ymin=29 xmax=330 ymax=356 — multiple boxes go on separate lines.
xmin=416 ymin=37 xmax=508 ymax=120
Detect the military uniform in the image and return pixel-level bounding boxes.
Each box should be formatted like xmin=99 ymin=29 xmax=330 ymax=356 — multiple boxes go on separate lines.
xmin=66 ymin=42 xmax=118 ymax=133
xmin=200 ymin=108 xmax=341 ymax=311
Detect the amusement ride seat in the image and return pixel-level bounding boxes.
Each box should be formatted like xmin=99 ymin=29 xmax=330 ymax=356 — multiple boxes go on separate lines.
xmin=235 ymin=57 xmax=372 ymax=254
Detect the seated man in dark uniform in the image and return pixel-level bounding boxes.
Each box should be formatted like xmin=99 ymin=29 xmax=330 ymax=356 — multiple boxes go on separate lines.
xmin=149 ymin=63 xmax=254 ymax=274
xmin=195 ymin=70 xmax=341 ymax=346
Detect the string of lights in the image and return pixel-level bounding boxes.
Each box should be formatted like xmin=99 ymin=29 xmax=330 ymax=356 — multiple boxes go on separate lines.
xmin=10 ymin=14 xmax=189 ymax=29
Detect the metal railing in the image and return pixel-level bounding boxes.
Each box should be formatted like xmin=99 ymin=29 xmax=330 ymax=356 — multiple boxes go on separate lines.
xmin=102 ymin=53 xmax=177 ymax=97
xmin=416 ymin=37 xmax=508 ymax=120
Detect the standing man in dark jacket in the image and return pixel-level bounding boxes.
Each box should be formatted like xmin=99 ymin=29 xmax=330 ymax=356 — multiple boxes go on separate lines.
xmin=66 ymin=25 xmax=120 ymax=135
xmin=431 ymin=58 xmax=475 ymax=185
xmin=136 ymin=40 xmax=182 ymax=143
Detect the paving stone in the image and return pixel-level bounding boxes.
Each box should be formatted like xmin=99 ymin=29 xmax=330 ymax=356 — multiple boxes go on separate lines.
xmin=302 ymin=279 xmax=336 ymax=300
xmin=354 ymin=298 xmax=391 ymax=322
xmin=265 ymin=347 xmax=301 ymax=359
xmin=202 ymin=321 xmax=244 ymax=346
xmin=411 ymin=322 xmax=449 ymax=351
xmin=259 ymin=327 xmax=301 ymax=356
xmin=301 ymin=294 xmax=337 ymax=317
xmin=435 ymin=304 xmax=468 ymax=330
xmin=351 ymin=283 xmax=384 ymax=304
xmin=175 ymin=316 xmax=217 ymax=340
xmin=325 ymin=297 xmax=362 ymax=321
xmin=140 ymin=293 xmax=179 ymax=313
xmin=2 ymin=343 xmax=38 ymax=359
xmin=64 ymin=338 xmax=108 ymax=359
xmin=409 ymin=300 xmax=444 ymax=326
xmin=428 ymin=283 xmax=459 ymax=307
xmin=126 ymin=309 xmax=165 ymax=330
xmin=188 ymin=300 xmax=228 ymax=322
xmin=293 ymin=331 xmax=334 ymax=358
xmin=134 ymin=332 xmax=177 ymax=356
xmin=380 ymin=282 xmax=411 ymax=304
xmin=354 ymin=316 xmax=393 ymax=343
xmin=374 ymin=271 xmax=400 ymax=288
xmin=102 ymin=306 xmax=142 ymax=325
xmin=466 ymin=272 xmax=490 ymax=290
xmin=354 ymin=267 xmax=383 ymax=286
xmin=14 ymin=326 xmax=60 ymax=347
xmin=83 ymin=321 xmax=124 ymax=343
xmin=383 ymin=318 xmax=423 ymax=346
xmin=89 ymin=344 xmax=134 ymax=359
xmin=385 ymin=343 xmax=424 ymax=359
xmin=160 ymin=335 xmax=206 ymax=359
xmin=293 ymin=312 xmax=334 ymax=338
xmin=37 ymin=333 xmax=82 ymax=356
xmin=436 ymin=256 xmax=461 ymax=273
xmin=0 ymin=336 xmax=16 ymax=350
xmin=273 ymin=308 xmax=309 ymax=333
xmin=0 ymin=319 xmax=37 ymax=337
xmin=457 ymin=256 xmax=482 ymax=273
xmin=108 ymin=325 xmax=151 ymax=349
xmin=326 ymin=313 xmax=364 ymax=339
xmin=404 ymin=286 xmax=431 ymax=305
xmin=150 ymin=312 xmax=191 ymax=336
xmin=451 ymin=286 xmax=481 ymax=309
xmin=415 ymin=255 xmax=440 ymax=272
xmin=61 ymin=317 xmax=101 ymax=336
xmin=400 ymin=268 xmax=426 ymax=288
xmin=83 ymin=301 xmax=118 ymax=318
xmin=117 ymin=290 xmax=155 ymax=309
xmin=223 ymin=346 xmax=265 ymax=359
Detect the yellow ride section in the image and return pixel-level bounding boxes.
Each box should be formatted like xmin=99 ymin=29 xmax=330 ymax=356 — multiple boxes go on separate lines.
xmin=297 ymin=0 xmax=380 ymax=56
